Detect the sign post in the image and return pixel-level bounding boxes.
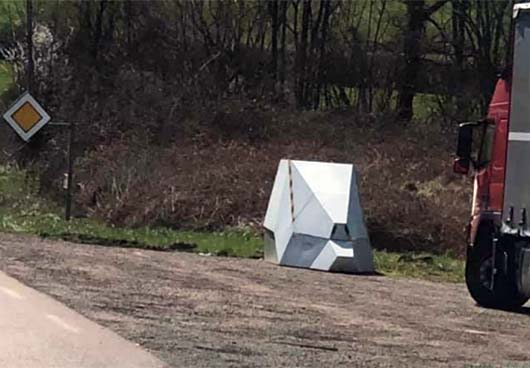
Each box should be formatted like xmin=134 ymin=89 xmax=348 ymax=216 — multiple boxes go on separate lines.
xmin=2 ymin=1 xmax=76 ymax=221
xmin=3 ymin=93 xmax=76 ymax=221
xmin=26 ymin=0 xmax=34 ymax=94
xmin=64 ymin=121 xmax=75 ymax=221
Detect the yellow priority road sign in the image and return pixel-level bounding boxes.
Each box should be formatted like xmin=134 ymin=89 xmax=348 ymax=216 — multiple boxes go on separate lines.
xmin=2 ymin=92 xmax=51 ymax=142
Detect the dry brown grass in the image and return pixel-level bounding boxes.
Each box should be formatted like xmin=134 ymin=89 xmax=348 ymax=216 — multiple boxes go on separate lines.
xmin=73 ymin=111 xmax=471 ymax=256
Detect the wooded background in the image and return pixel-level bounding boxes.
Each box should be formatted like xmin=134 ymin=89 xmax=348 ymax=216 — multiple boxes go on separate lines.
xmin=0 ymin=0 xmax=517 ymax=127
xmin=0 ymin=0 xmax=520 ymax=253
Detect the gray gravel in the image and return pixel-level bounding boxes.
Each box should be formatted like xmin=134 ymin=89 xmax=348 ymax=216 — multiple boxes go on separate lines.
xmin=0 ymin=233 xmax=529 ymax=367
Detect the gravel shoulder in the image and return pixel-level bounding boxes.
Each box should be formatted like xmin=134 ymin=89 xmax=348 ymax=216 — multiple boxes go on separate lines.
xmin=0 ymin=233 xmax=529 ymax=367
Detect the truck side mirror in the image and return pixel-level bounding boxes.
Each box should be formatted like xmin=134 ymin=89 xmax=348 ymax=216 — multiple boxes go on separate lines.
xmin=454 ymin=122 xmax=475 ymax=175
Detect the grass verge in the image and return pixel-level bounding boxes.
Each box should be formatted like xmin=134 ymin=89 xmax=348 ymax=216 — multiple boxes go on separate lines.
xmin=374 ymin=251 xmax=464 ymax=283
xmin=0 ymin=165 xmax=464 ymax=282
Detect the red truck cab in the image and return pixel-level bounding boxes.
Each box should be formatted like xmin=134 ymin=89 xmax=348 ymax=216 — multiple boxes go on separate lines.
xmin=454 ymin=3 xmax=530 ymax=308
xmin=455 ymin=75 xmax=530 ymax=309
xmin=463 ymin=78 xmax=510 ymax=246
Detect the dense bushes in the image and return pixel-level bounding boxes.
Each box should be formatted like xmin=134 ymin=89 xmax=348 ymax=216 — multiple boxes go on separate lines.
xmin=71 ymin=112 xmax=470 ymax=255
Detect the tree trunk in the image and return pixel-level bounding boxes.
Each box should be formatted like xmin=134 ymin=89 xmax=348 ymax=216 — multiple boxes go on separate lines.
xmin=26 ymin=0 xmax=34 ymax=93
xmin=296 ymin=0 xmax=311 ymax=109
xmin=279 ymin=0 xmax=288 ymax=89
xmin=451 ymin=0 xmax=467 ymax=120
xmin=396 ymin=0 xmax=425 ymax=122
xmin=269 ymin=0 xmax=279 ymax=85
xmin=314 ymin=0 xmax=332 ymax=110
xmin=396 ymin=0 xmax=448 ymax=122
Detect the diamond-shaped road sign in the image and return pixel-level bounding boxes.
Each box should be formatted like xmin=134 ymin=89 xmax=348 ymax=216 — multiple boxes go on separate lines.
xmin=2 ymin=92 xmax=51 ymax=142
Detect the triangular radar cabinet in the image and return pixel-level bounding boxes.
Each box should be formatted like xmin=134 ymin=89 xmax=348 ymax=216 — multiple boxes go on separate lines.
xmin=263 ymin=160 xmax=374 ymax=273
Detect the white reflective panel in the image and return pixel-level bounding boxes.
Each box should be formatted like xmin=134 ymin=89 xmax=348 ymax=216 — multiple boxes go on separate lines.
xmin=292 ymin=160 xmax=352 ymax=223
xmin=264 ymin=160 xmax=289 ymax=231
xmin=275 ymin=222 xmax=293 ymax=261
xmin=311 ymin=192 xmax=349 ymax=224
xmin=263 ymin=160 xmax=374 ymax=274
xmin=311 ymin=241 xmax=360 ymax=273
xmin=291 ymin=160 xmax=352 ymax=195
xmin=310 ymin=241 xmax=336 ymax=271
xmin=273 ymin=176 xmax=293 ymax=232
xmin=292 ymin=194 xmax=334 ymax=238
xmin=291 ymin=164 xmax=317 ymax=218
xmin=272 ymin=173 xmax=295 ymax=260
xmin=329 ymin=240 xmax=354 ymax=258
xmin=280 ymin=234 xmax=328 ymax=267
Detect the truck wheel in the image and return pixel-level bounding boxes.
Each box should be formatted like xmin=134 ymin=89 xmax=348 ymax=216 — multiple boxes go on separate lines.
xmin=465 ymin=226 xmax=528 ymax=309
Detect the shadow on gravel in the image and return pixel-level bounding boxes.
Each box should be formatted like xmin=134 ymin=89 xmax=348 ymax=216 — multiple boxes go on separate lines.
xmin=501 ymin=306 xmax=530 ymax=316
xmin=476 ymin=305 xmax=530 ymax=316
xmin=38 ymin=232 xmax=198 ymax=252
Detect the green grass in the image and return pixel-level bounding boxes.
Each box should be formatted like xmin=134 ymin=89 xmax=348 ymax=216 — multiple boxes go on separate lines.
xmin=0 ymin=165 xmax=464 ymax=282
xmin=374 ymin=250 xmax=464 ymax=283
xmin=3 ymin=213 xmax=264 ymax=258
xmin=0 ymin=61 xmax=13 ymax=94
xmin=0 ymin=165 xmax=264 ymax=258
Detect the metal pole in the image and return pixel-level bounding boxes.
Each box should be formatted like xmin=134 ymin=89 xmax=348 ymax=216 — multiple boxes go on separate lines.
xmin=26 ymin=0 xmax=34 ymax=93
xmin=65 ymin=122 xmax=75 ymax=221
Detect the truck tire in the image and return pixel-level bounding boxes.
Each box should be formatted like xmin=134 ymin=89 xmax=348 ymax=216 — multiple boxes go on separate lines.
xmin=465 ymin=225 xmax=529 ymax=309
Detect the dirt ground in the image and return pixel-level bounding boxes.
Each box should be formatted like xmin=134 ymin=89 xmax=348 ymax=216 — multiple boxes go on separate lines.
xmin=0 ymin=233 xmax=530 ymax=367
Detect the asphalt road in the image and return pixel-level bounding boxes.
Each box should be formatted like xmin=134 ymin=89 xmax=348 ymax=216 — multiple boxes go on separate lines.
xmin=1 ymin=233 xmax=530 ymax=367
xmin=0 ymin=270 xmax=166 ymax=368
